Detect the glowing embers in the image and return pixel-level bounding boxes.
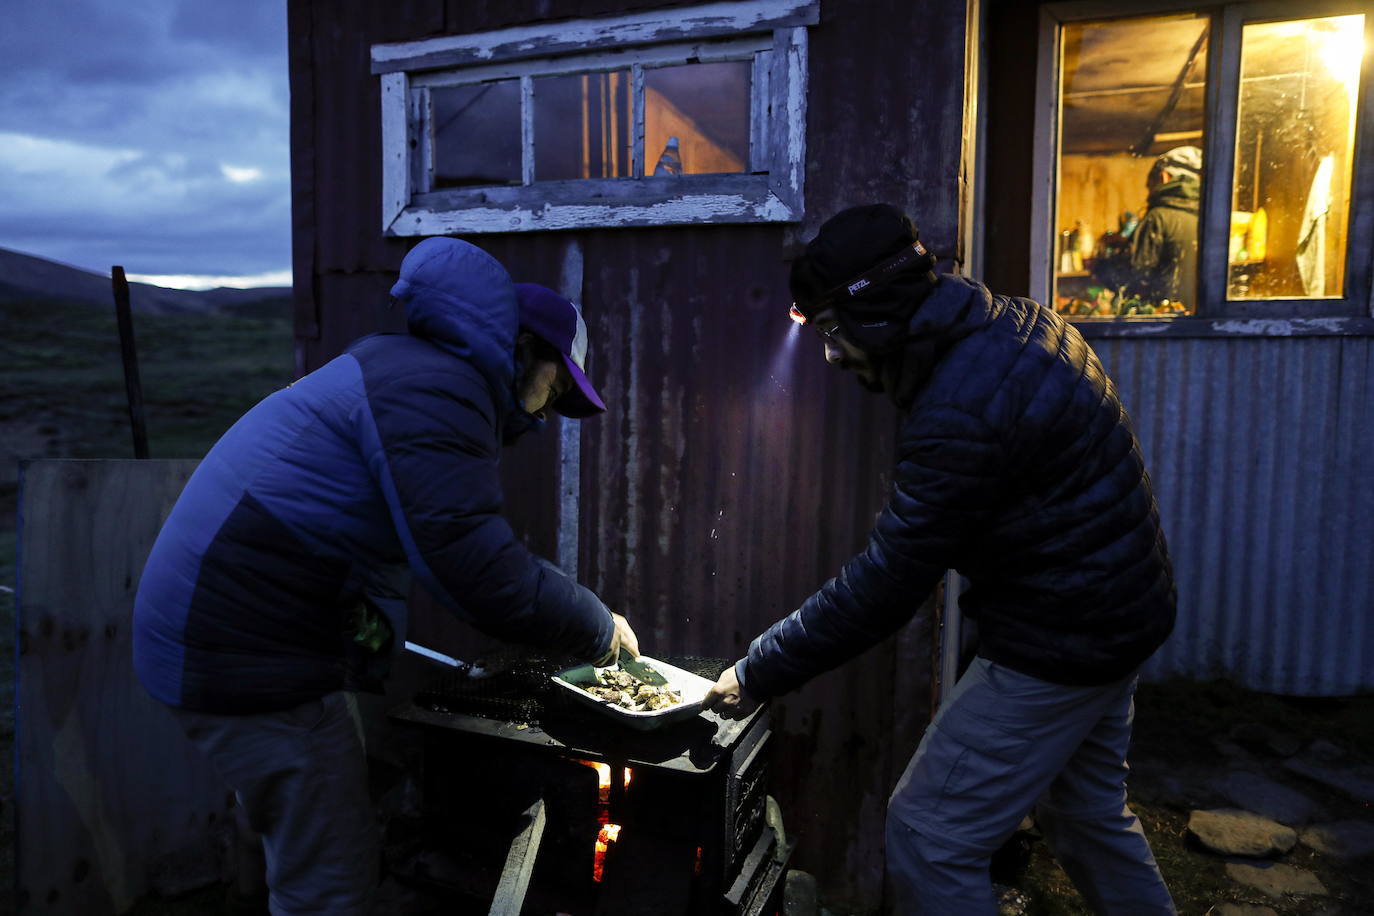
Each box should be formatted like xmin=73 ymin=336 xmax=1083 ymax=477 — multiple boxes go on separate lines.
xmin=574 ymin=759 xmax=634 ymax=882
xmin=592 ymin=824 xmax=623 ymax=883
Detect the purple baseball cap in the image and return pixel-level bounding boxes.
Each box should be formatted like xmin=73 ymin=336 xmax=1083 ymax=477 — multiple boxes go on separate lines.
xmin=514 ymin=283 xmax=607 ymax=418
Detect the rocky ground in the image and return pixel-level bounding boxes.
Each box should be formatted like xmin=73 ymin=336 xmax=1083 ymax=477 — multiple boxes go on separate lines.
xmin=1013 ymin=679 xmax=1374 ymax=916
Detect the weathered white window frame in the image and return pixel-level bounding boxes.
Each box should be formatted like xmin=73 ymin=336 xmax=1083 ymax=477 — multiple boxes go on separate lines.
xmin=371 ymin=0 xmax=817 ymax=235
xmin=1030 ymin=0 xmax=1374 ymax=335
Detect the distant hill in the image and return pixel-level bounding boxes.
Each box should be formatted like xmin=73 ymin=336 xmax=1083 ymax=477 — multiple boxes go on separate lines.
xmin=0 ymin=246 xmax=291 ymax=315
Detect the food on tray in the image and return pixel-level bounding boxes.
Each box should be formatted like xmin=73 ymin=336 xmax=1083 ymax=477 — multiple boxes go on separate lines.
xmin=584 ymin=667 xmax=683 ymax=711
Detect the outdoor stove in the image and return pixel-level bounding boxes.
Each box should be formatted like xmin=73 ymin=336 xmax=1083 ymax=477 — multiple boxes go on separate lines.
xmin=387 ymin=655 xmax=790 ymax=915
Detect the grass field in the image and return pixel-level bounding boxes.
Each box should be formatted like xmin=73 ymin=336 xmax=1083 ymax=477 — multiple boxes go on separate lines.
xmin=0 ymin=294 xmax=293 ymax=914
xmin=0 ymin=294 xmax=294 ymax=507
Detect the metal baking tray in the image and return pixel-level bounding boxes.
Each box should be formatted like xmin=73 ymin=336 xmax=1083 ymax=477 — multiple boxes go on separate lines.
xmin=551 ymin=655 xmax=712 ymax=731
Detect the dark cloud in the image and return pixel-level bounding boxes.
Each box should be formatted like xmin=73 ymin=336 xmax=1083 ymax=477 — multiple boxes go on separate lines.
xmin=0 ymin=0 xmax=290 ymax=284
xmin=169 ymin=1 xmax=286 ymax=59
xmin=5 ymin=190 xmax=291 ymax=279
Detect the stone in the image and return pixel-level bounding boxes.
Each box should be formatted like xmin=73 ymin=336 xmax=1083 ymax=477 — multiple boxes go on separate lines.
xmin=1139 ymin=764 xmax=1228 ymax=809
xmin=1228 ymin=723 xmax=1302 ymax=758
xmin=1225 ymin=862 xmax=1328 ymax=898
xmin=1205 ymin=905 xmax=1278 ymax=916
xmin=1300 ymin=820 xmax=1374 ymax=860
xmin=1210 ymin=737 xmax=1254 ymax=761
xmin=1188 ymin=809 xmax=1298 ymax=857
xmin=1217 ymin=770 xmax=1320 ymax=826
xmin=1307 ymin=739 xmax=1347 ymax=763
xmin=1282 ymin=758 xmax=1374 ymax=805
xmin=784 ymin=870 xmax=819 ymax=916
xmin=993 ymin=883 xmax=1030 ymax=916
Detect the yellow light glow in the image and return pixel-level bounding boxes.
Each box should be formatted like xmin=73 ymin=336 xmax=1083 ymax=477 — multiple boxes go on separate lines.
xmin=1317 ymin=16 xmax=1365 ymax=98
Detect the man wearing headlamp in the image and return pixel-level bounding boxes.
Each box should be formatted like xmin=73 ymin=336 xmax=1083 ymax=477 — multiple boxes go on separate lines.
xmin=705 ymin=204 xmax=1178 ymax=914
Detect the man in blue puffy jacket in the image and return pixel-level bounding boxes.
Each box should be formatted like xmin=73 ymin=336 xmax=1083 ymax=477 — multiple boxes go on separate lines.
xmin=133 ymin=237 xmax=637 ymax=914
xmin=704 ymin=205 xmax=1177 ymax=914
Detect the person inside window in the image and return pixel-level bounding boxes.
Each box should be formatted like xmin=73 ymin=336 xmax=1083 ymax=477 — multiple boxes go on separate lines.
xmin=1129 ymin=145 xmax=1202 ymax=311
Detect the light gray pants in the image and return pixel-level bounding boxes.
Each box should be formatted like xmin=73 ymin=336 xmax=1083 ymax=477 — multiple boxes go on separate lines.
xmin=174 ymin=691 xmax=378 ymax=916
xmin=886 ymin=658 xmax=1175 ymax=915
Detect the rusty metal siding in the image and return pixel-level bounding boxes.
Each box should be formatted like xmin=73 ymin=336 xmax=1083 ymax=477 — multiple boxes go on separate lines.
xmin=1092 ymin=335 xmax=1374 ymax=696
xmin=803 ymin=0 xmax=971 ymax=259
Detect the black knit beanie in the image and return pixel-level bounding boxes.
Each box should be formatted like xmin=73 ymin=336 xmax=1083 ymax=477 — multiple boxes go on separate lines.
xmin=789 ymin=204 xmax=938 ymax=353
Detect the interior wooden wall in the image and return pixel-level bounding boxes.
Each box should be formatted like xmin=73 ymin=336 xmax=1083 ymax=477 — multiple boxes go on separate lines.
xmin=1057 ymin=153 xmax=1155 ymax=258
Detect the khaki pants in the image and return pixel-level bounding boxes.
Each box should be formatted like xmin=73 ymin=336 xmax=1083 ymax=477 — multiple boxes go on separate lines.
xmin=174 ymin=692 xmax=378 ymax=916
xmin=886 ymin=658 xmax=1175 ymax=915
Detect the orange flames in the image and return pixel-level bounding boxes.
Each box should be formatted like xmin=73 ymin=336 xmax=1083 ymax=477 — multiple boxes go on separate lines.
xmin=574 ymin=759 xmax=633 ymax=882
xmin=575 ymin=759 xmax=632 ymax=805
xmin=592 ymin=824 xmax=622 ymax=882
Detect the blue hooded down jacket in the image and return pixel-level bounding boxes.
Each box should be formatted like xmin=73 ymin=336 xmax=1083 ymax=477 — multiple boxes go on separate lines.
xmin=738 ymin=275 xmax=1176 ymax=698
xmin=133 ymin=238 xmax=614 ymax=713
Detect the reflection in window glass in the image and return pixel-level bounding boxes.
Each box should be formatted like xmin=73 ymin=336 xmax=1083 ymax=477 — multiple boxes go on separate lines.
xmin=644 ymin=61 xmax=751 ymax=176
xmin=1229 ymin=15 xmax=1364 ymax=300
xmin=534 ymin=71 xmax=632 ymax=181
xmin=1054 ymin=14 xmax=1208 ymax=318
xmin=432 ymin=81 xmax=522 ymax=188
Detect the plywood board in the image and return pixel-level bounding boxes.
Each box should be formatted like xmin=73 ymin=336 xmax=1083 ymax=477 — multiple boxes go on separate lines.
xmin=16 ymin=459 xmax=231 ymax=914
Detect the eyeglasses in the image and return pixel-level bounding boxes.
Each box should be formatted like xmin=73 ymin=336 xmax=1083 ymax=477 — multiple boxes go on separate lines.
xmin=789 ymin=304 xmax=841 ymax=341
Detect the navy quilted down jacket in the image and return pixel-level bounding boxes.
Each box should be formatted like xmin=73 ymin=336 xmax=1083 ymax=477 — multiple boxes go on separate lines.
xmin=133 ymin=239 xmax=614 ymax=713
xmin=738 ymin=275 xmax=1175 ymax=697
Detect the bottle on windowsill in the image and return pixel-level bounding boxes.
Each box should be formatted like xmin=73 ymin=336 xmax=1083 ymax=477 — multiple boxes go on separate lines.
xmin=653 ymin=136 xmax=683 ymax=176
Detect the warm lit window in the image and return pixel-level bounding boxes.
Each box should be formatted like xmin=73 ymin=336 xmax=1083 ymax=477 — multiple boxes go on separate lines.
xmin=643 ymin=61 xmax=752 ymax=176
xmin=532 ymin=72 xmax=632 ymax=181
xmin=1037 ymin=2 xmax=1372 ymax=324
xmin=1228 ymin=15 xmax=1362 ymax=301
xmin=1053 ymin=14 xmax=1209 ymax=318
xmin=371 ymin=1 xmax=816 ymax=235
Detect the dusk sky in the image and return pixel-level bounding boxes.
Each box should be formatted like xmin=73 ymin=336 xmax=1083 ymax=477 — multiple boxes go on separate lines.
xmin=0 ymin=1 xmax=291 ymax=289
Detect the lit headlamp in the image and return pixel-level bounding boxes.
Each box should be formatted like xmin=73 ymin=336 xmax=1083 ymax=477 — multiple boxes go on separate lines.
xmin=785 ymin=240 xmax=933 ymax=325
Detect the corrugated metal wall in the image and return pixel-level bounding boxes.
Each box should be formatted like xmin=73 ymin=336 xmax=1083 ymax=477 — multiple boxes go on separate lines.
xmin=1093 ymin=335 xmax=1374 ymax=696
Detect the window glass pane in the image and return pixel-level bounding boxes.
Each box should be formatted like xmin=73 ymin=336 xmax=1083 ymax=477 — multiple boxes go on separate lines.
xmin=644 ymin=60 xmax=751 ymax=176
xmin=534 ymin=71 xmax=632 ymax=181
xmin=1228 ymin=15 xmax=1364 ymax=300
xmin=1054 ymin=14 xmax=1208 ymax=318
xmin=432 ymin=81 xmax=522 ymax=188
